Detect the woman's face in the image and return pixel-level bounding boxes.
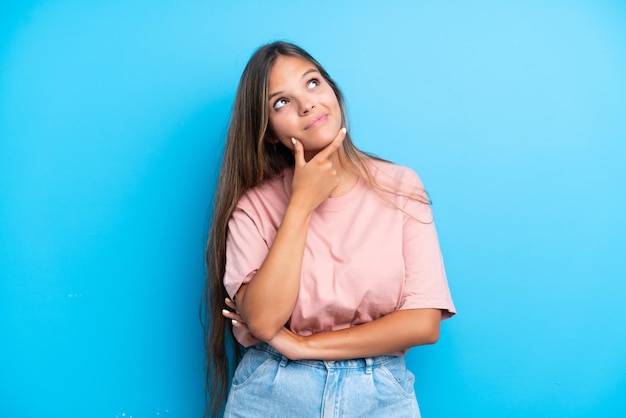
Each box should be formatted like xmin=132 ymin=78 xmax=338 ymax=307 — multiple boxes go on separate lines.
xmin=267 ymin=55 xmax=342 ymax=160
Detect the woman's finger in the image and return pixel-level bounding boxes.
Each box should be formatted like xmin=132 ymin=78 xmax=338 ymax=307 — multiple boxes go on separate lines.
xmin=222 ymin=308 xmax=244 ymax=323
xmin=221 ymin=309 xmax=249 ymax=330
xmin=225 ymin=297 xmax=238 ymax=311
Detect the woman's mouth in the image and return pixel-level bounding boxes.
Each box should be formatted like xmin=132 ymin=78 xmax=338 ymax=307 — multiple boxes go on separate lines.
xmin=305 ymin=114 xmax=328 ymax=130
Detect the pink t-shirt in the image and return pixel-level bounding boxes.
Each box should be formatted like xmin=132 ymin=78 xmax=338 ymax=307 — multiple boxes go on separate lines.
xmin=224 ymin=159 xmax=456 ymax=347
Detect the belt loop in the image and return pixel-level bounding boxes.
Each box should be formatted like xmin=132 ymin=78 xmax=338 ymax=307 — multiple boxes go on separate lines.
xmin=364 ymin=357 xmax=373 ymax=374
xmin=279 ymin=355 xmax=288 ymax=367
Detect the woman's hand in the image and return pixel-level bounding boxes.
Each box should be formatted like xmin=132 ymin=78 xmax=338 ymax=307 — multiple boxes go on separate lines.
xmin=222 ymin=299 xmax=306 ymax=360
xmin=290 ymin=127 xmax=346 ymax=213
xmin=222 ymin=297 xmax=247 ymax=328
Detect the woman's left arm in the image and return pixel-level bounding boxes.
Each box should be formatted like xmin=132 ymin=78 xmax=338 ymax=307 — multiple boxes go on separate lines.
xmin=223 ymin=303 xmax=442 ymax=361
xmin=268 ymin=308 xmax=441 ymax=361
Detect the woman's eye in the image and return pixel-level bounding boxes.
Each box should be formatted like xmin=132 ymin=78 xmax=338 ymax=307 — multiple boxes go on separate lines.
xmin=307 ymin=79 xmax=320 ymax=89
xmin=273 ymin=98 xmax=288 ymax=110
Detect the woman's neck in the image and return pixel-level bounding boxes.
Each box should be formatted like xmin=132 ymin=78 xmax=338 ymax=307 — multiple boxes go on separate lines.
xmin=329 ymin=149 xmax=359 ymax=198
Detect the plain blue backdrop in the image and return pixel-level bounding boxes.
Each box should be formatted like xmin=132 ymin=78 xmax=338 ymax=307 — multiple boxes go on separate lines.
xmin=1 ymin=1 xmax=625 ymax=417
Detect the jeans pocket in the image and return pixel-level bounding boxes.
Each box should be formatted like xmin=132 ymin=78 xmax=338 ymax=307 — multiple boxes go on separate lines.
xmin=231 ymin=348 xmax=276 ymax=389
xmin=377 ymin=357 xmax=416 ymax=397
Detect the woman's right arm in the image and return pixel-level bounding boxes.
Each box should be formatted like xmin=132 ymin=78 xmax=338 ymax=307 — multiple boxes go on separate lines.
xmin=235 ymin=129 xmax=346 ymax=341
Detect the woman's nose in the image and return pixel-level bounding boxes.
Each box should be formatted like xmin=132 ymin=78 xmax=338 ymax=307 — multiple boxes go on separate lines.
xmin=300 ymin=101 xmax=315 ymax=115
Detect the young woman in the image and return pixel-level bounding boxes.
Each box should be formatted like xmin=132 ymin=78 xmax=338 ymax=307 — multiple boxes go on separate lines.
xmin=204 ymin=41 xmax=455 ymax=417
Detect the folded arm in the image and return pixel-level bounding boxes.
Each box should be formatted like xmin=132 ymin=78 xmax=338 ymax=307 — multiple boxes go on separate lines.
xmin=223 ymin=305 xmax=442 ymax=361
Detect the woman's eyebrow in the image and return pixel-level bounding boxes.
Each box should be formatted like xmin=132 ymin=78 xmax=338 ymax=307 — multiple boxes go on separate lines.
xmin=301 ymin=68 xmax=319 ymax=78
xmin=268 ymin=68 xmax=320 ymax=101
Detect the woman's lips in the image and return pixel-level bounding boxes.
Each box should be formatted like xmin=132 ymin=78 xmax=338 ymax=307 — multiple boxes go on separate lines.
xmin=305 ymin=114 xmax=328 ymax=130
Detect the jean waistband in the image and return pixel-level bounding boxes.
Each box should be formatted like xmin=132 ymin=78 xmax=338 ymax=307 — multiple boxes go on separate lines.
xmin=253 ymin=342 xmax=402 ymax=370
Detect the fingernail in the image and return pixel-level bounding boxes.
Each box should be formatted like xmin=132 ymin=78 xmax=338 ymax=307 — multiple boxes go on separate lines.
xmin=341 ymin=127 xmax=347 ymax=134
xmin=222 ymin=309 xmax=230 ymax=315
xmin=225 ymin=297 xmax=232 ymax=303
xmin=232 ymin=319 xmax=239 ymax=326
xmin=291 ymin=137 xmax=297 ymax=145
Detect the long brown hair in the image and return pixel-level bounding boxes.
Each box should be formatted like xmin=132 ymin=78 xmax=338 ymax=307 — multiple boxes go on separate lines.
xmin=202 ymin=41 xmax=428 ymax=417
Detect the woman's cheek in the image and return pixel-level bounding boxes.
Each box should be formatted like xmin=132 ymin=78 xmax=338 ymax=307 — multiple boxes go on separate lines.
xmin=269 ymin=113 xmax=287 ymax=134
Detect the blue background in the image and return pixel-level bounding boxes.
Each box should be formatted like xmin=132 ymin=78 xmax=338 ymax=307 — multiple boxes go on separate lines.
xmin=1 ymin=1 xmax=625 ymax=417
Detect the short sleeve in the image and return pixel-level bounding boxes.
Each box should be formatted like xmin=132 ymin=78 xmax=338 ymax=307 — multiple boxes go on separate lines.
xmin=398 ymin=171 xmax=456 ymax=319
xmin=223 ymin=206 xmax=270 ymax=300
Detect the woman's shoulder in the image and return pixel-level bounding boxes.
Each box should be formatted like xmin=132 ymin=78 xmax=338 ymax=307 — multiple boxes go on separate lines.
xmin=367 ymin=158 xmax=424 ymax=190
xmin=365 ymin=158 xmax=431 ymax=218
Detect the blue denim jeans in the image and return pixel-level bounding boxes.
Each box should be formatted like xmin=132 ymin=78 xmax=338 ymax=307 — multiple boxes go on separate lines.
xmin=224 ymin=343 xmax=420 ymax=418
